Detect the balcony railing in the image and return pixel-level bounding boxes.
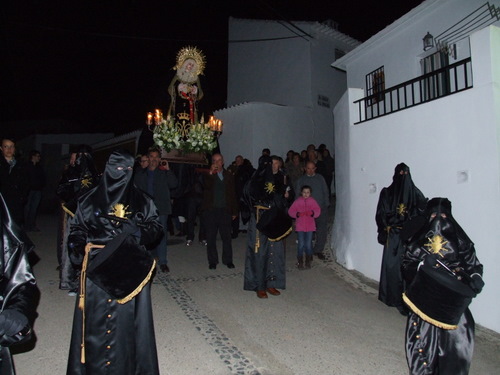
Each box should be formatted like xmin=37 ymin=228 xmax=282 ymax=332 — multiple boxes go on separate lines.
xmin=354 ymin=57 xmax=472 ymax=124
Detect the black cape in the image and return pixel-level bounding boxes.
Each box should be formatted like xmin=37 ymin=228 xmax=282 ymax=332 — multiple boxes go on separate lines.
xmin=243 ymin=160 xmax=291 ymax=292
xmin=66 ymin=150 xmax=162 ymax=375
xmin=401 ymin=198 xmax=483 ymax=375
xmin=375 ymin=163 xmax=427 ymax=312
xmin=0 ymin=193 xmax=38 ymax=375
xmin=57 ymin=152 xmax=100 ymax=292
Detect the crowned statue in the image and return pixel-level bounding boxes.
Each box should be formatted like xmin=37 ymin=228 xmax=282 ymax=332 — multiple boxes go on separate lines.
xmin=167 ymin=46 xmax=206 ymax=126
xmin=137 ymin=46 xmax=219 ymax=161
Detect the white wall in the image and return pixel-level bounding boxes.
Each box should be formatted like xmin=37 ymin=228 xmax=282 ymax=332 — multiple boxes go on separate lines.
xmin=227 ymin=18 xmax=313 ymax=108
xmin=333 ymin=26 xmax=500 ymax=332
xmin=216 ymin=102 xmax=314 ymax=166
xmin=341 ymin=0 xmax=499 ymax=90
xmin=225 ymin=19 xmax=360 ymax=161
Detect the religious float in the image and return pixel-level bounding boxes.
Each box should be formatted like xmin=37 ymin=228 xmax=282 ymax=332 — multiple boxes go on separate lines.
xmin=145 ymin=46 xmax=222 ymax=164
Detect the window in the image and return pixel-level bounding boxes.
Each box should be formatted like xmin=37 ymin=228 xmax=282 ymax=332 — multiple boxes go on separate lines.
xmin=366 ymin=66 xmax=385 ymax=106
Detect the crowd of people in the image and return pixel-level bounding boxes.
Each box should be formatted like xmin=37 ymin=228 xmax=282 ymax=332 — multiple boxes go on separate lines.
xmin=1 ymin=134 xmax=486 ymax=374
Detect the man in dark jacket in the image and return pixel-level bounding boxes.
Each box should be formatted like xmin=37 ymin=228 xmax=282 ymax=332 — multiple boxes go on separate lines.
xmin=134 ymin=147 xmax=178 ymax=272
xmin=201 ymin=153 xmax=238 ymax=270
xmin=0 ymin=138 xmax=29 ymax=227
xmin=24 ymin=150 xmax=46 ymax=232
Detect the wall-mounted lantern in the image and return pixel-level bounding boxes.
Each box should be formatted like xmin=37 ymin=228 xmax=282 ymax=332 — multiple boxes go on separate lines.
xmin=423 ymin=32 xmax=434 ymax=51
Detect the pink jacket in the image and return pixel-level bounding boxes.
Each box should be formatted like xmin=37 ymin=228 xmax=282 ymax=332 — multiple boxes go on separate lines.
xmin=288 ymin=196 xmax=321 ymax=232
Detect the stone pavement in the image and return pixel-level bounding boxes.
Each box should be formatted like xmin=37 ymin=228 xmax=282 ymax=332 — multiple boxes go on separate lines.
xmin=12 ymin=213 xmax=500 ymax=375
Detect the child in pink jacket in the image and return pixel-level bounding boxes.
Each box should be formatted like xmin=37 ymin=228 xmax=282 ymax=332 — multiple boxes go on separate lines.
xmin=288 ymin=185 xmax=321 ymax=269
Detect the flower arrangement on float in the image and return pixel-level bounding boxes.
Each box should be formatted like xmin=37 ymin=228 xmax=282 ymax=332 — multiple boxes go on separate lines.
xmin=152 ymin=117 xmax=218 ymax=154
xmin=183 ymin=123 xmax=218 ymax=153
xmin=152 ymin=119 xmax=182 ymax=153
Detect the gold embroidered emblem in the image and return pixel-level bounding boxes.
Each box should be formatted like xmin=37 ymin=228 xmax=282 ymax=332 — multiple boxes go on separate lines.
xmin=425 ymin=235 xmax=448 ymax=257
xmin=396 ymin=203 xmax=407 ymax=216
xmin=264 ymin=182 xmax=275 ymax=194
xmin=175 ymin=113 xmax=191 ymax=138
xmin=109 ymin=204 xmax=132 ymax=219
xmin=81 ymin=177 xmax=92 ymax=188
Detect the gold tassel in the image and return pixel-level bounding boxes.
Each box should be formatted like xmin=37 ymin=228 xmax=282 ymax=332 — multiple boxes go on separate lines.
xmin=255 ymin=229 xmax=260 ymax=253
xmin=79 ymin=243 xmax=105 ymax=363
xmin=385 ymin=226 xmax=391 ymax=247
xmin=384 ymin=226 xmax=402 ymax=247
xmin=402 ymin=293 xmax=458 ymax=330
xmin=269 ymin=226 xmax=292 ymax=242
xmin=116 ymin=259 xmax=157 ymax=304
xmin=254 ymin=205 xmax=269 ymax=253
xmin=62 ymin=203 xmax=75 ymax=218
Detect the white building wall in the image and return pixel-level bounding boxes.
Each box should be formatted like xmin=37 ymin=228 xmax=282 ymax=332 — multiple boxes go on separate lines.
xmin=215 ymin=102 xmax=314 ymax=166
xmin=333 ymin=26 xmax=500 ymax=333
xmin=310 ymin=33 xmax=349 ymax=149
xmin=227 ymin=18 xmax=313 ymax=108
xmin=341 ymin=0 xmax=499 ymax=90
xmin=225 ymin=18 xmax=360 ymax=161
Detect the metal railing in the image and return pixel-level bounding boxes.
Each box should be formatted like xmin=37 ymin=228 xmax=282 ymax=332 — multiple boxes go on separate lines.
xmin=354 ymin=58 xmax=472 ymax=124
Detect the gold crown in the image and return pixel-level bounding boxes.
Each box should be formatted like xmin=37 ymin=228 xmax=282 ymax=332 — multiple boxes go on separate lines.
xmin=173 ymin=46 xmax=206 ymax=76
xmin=177 ymin=112 xmax=191 ymax=121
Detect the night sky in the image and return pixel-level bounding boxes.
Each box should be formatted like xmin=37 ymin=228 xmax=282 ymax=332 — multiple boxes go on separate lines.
xmin=1 ymin=1 xmax=424 ymax=140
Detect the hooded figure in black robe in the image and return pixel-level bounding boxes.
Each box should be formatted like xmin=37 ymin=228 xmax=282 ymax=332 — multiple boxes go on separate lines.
xmin=0 ymin=193 xmax=38 ymax=375
xmin=401 ymin=198 xmax=484 ymax=375
xmin=375 ymin=163 xmax=427 ymax=314
xmin=66 ymin=150 xmax=162 ymax=375
xmin=243 ymin=155 xmax=293 ymax=298
xmin=57 ymin=145 xmax=100 ymax=293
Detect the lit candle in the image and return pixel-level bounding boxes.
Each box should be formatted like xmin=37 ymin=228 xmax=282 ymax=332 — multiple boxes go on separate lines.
xmin=146 ymin=112 xmax=153 ymax=125
xmin=154 ymin=109 xmax=162 ymax=125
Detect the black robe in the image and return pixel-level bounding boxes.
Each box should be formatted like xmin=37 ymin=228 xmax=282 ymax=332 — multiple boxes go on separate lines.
xmin=57 ymin=153 xmax=100 ymax=292
xmin=401 ymin=198 xmax=483 ymax=375
xmin=0 ymin=193 xmax=38 ymax=375
xmin=243 ymin=160 xmax=292 ymax=292
xmin=375 ymin=163 xmax=426 ymax=313
xmin=66 ymin=150 xmax=162 ymax=375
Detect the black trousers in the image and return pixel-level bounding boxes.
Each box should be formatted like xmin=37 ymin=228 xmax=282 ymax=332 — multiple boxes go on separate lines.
xmin=186 ymin=195 xmax=205 ymax=242
xmin=203 ymin=208 xmax=233 ymax=265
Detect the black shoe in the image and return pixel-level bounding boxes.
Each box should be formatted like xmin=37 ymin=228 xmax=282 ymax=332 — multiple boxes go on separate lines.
xmin=160 ymin=264 xmax=170 ymax=273
xmin=226 ymin=263 xmax=235 ymax=269
xmin=315 ymin=252 xmax=326 ymax=260
xmin=209 ymin=264 xmax=217 ymax=270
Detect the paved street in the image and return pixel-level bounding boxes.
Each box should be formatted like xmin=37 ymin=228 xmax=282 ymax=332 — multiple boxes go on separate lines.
xmin=12 ymin=212 xmax=500 ymax=375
